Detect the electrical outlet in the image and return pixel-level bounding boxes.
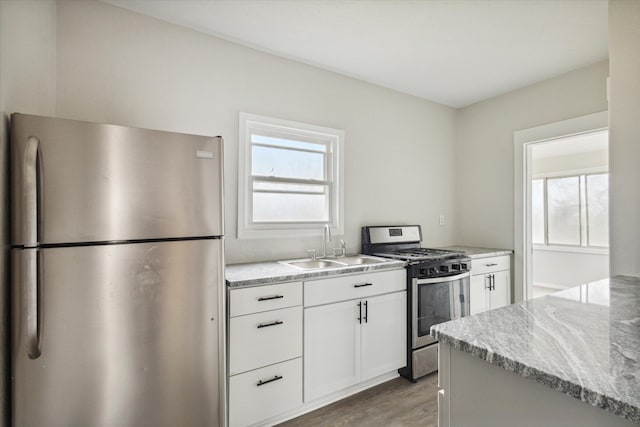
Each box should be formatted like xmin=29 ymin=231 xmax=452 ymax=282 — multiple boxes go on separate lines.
xmin=439 ymin=214 xmax=445 ymax=226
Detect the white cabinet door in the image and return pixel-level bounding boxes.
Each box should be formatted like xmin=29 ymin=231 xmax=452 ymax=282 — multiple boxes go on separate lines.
xmin=229 ymin=358 xmax=302 ymax=427
xmin=361 ymin=291 xmax=407 ymax=381
xmin=229 ymin=306 xmax=302 ymax=375
xmin=470 ymin=274 xmax=489 ymax=315
xmin=304 ymin=300 xmax=361 ymax=402
xmin=489 ymin=270 xmax=510 ymax=310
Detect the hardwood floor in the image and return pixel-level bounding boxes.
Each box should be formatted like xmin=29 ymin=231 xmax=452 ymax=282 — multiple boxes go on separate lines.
xmin=278 ymin=373 xmax=439 ymax=427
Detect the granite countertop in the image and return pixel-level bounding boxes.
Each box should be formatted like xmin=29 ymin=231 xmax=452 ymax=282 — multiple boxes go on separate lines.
xmin=226 ymin=256 xmax=406 ymax=288
xmin=431 ymin=276 xmax=640 ymax=423
xmin=437 ymin=245 xmax=512 ymax=259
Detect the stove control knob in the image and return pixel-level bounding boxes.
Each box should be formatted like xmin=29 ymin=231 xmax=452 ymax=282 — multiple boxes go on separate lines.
xmin=460 ymin=263 xmax=468 ymax=271
xmin=451 ymin=263 xmax=460 ymax=271
xmin=419 ymin=267 xmax=428 ymax=276
xmin=428 ymin=267 xmax=438 ymax=276
xmin=440 ymin=265 xmax=449 ymax=273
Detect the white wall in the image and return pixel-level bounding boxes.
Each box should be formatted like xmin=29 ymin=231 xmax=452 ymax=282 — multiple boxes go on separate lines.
xmin=0 ymin=1 xmax=57 ymax=424
xmin=55 ymin=0 xmax=457 ymax=264
xmin=454 ymin=61 xmax=609 ymax=250
xmin=532 ymin=150 xmax=608 ymax=175
xmin=533 ymin=249 xmax=609 ymax=288
xmin=608 ymin=0 xmax=640 ymax=277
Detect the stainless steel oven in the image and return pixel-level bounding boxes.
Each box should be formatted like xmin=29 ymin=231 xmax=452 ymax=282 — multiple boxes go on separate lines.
xmin=412 ymin=272 xmax=470 ymax=349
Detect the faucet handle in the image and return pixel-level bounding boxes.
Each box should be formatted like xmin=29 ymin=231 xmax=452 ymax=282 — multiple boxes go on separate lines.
xmin=306 ymin=249 xmax=317 ymax=260
xmin=332 ymin=240 xmax=347 ymax=258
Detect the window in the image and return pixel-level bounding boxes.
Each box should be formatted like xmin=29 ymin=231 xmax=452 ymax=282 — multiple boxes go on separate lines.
xmin=531 ymin=173 xmax=609 ymax=248
xmin=238 ymin=113 xmax=344 ymax=238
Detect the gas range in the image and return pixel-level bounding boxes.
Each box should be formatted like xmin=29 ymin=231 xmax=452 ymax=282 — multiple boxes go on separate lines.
xmin=374 ymin=247 xmax=466 ymax=262
xmin=362 ymin=225 xmax=470 ymax=278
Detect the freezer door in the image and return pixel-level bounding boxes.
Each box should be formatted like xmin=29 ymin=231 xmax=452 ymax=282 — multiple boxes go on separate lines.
xmin=11 ymin=113 xmax=223 ymax=246
xmin=12 ymin=239 xmax=224 ymax=427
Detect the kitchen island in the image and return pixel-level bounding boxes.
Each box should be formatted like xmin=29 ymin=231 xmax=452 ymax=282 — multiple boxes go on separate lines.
xmin=432 ymin=276 xmax=640 ymax=426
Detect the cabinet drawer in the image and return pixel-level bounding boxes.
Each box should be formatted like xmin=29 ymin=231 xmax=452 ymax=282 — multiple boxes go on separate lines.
xmin=304 ymin=269 xmax=406 ymax=307
xmin=229 ymin=306 xmax=302 ymax=375
xmin=229 ymin=358 xmax=302 ymax=427
xmin=229 ymin=281 xmax=302 ymax=317
xmin=471 ymin=255 xmax=510 ymax=275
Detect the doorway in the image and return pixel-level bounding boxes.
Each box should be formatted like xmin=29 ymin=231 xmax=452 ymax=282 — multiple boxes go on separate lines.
xmin=528 ymin=131 xmax=609 ymax=298
xmin=513 ymin=111 xmax=608 ymax=302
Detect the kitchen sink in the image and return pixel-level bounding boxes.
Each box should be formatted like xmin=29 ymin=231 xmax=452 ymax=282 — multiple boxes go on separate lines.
xmin=333 ymin=255 xmax=387 ymax=265
xmin=280 ymin=255 xmax=388 ymax=270
xmin=285 ymin=259 xmax=344 ymax=269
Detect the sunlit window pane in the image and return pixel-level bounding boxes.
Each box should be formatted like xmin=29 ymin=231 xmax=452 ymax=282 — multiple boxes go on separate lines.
xmin=587 ymin=174 xmax=609 ymax=247
xmin=252 ymin=145 xmax=325 ymax=180
xmin=252 ymin=134 xmax=327 ymax=152
xmin=532 ymin=179 xmax=545 ymax=244
xmin=547 ymin=176 xmax=580 ymax=245
xmin=253 ymin=193 xmax=329 ymax=222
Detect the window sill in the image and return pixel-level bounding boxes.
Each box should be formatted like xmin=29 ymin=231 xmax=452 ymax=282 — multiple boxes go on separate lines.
xmin=237 ymin=225 xmax=344 ymax=240
xmin=532 ymin=244 xmax=609 ymax=255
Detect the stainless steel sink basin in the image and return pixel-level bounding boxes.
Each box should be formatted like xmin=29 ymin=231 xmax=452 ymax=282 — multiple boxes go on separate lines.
xmin=280 ymin=255 xmax=388 ymax=270
xmin=334 ymin=255 xmax=386 ymax=265
xmin=285 ymin=259 xmax=344 ymax=269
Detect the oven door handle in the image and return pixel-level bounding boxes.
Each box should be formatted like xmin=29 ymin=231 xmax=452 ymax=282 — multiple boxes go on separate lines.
xmin=414 ymin=272 xmax=470 ymax=285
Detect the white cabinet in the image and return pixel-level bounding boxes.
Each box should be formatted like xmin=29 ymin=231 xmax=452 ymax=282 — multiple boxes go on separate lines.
xmin=303 ymin=270 xmax=406 ymax=402
xmin=470 ymin=255 xmax=511 ymax=315
xmin=304 ymin=300 xmax=361 ymax=401
xmin=228 ymin=281 xmax=303 ymax=427
xmin=360 ymin=291 xmax=407 ymax=381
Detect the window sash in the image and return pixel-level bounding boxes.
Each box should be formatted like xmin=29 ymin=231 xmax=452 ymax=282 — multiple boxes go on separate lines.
xmin=238 ymin=112 xmax=344 ymax=238
xmin=532 ymin=172 xmax=608 ymax=248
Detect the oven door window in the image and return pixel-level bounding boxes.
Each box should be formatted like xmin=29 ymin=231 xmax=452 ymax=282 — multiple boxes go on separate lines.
xmin=417 ymin=276 xmax=469 ymax=339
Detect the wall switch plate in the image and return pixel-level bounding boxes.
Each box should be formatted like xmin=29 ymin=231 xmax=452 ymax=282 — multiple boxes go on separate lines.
xmin=439 ymin=214 xmax=445 ymax=226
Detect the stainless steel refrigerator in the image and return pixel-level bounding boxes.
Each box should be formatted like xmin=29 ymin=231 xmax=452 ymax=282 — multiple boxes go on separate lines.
xmin=10 ymin=114 xmax=225 ymax=426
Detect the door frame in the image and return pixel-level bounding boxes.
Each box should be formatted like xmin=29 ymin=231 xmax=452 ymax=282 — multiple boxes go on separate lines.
xmin=513 ymin=111 xmax=608 ymax=302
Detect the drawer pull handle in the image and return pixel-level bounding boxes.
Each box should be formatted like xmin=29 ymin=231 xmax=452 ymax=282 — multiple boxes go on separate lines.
xmin=484 ymin=263 xmax=498 ymax=267
xmin=258 ymin=295 xmax=284 ymax=301
xmin=354 ymin=283 xmax=373 ymax=288
xmin=257 ymin=375 xmax=283 ymax=387
xmin=257 ymin=321 xmax=284 ymax=329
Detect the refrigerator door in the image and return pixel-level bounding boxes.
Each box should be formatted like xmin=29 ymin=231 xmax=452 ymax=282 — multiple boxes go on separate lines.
xmin=12 ymin=239 xmax=223 ymax=427
xmin=11 ymin=114 xmax=223 ymax=246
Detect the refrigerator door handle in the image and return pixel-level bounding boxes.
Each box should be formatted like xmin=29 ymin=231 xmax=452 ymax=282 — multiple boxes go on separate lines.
xmin=23 ymin=136 xmax=40 ymax=247
xmin=24 ymin=250 xmax=41 ymax=359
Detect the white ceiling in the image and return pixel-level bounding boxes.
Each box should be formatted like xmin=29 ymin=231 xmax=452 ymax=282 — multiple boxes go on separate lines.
xmin=102 ymin=0 xmax=609 ymax=108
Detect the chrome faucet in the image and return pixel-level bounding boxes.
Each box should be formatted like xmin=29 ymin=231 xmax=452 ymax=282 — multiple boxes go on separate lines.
xmin=322 ymin=224 xmax=331 ymax=258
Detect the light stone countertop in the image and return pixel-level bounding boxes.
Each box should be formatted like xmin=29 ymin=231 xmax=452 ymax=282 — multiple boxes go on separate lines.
xmin=436 ymin=245 xmax=512 ymax=259
xmin=226 ymin=257 xmax=406 ymax=288
xmin=431 ymin=275 xmax=640 ymax=423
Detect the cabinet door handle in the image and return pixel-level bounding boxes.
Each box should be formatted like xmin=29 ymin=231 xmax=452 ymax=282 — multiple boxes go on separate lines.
xmin=490 ymin=274 xmax=496 ymax=291
xmin=258 ymin=295 xmax=284 ymax=301
xmin=485 ymin=275 xmax=492 ymax=290
xmin=354 ymin=283 xmax=373 ymax=288
xmin=257 ymin=375 xmax=283 ymax=387
xmin=364 ymin=300 xmax=368 ymax=323
xmin=357 ymin=301 xmax=362 ymax=324
xmin=257 ymin=320 xmax=284 ymax=329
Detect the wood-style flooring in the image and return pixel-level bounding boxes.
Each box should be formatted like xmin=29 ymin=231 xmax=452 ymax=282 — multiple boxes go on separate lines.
xmin=278 ymin=373 xmax=438 ymax=427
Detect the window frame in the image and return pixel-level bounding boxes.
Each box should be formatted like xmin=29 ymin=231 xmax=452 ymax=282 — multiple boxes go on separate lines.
xmin=237 ymin=112 xmax=345 ymax=239
xmin=531 ymin=170 xmax=609 ymax=250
